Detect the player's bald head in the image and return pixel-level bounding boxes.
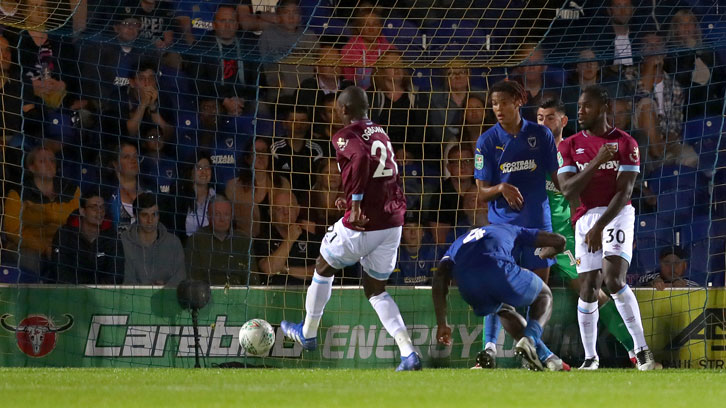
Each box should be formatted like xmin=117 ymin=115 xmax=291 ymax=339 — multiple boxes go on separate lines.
xmin=337 ymin=86 xmax=369 ymax=120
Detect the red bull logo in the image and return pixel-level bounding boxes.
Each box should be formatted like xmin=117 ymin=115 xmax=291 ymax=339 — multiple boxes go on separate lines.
xmin=1 ymin=314 xmax=74 ymax=358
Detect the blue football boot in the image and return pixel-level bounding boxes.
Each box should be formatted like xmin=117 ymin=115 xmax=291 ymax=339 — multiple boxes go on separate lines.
xmin=280 ymin=320 xmax=317 ymax=351
xmin=395 ymin=352 xmax=423 ymax=371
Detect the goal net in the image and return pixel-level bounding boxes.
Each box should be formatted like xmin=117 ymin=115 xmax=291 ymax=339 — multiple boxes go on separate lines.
xmin=0 ymin=0 xmax=724 ymax=369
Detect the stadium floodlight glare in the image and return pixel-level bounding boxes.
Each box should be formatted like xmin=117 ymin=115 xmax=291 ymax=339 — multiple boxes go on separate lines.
xmin=177 ymin=280 xmax=212 ymax=368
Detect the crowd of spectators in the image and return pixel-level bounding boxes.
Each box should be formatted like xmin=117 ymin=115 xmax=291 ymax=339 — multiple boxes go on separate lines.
xmin=0 ymin=0 xmax=724 ymax=287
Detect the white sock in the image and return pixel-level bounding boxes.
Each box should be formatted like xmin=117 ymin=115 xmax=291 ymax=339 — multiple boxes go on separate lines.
xmin=485 ymin=342 xmax=497 ymax=354
xmin=369 ymin=292 xmax=415 ymax=357
xmin=302 ymin=272 xmax=334 ymax=339
xmin=611 ymin=285 xmax=648 ymax=352
xmin=577 ymin=298 xmax=599 ymax=360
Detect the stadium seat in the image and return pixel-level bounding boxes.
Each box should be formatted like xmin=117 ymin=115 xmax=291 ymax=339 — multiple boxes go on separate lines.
xmin=634 ymin=213 xmax=673 ymax=274
xmin=683 ymin=116 xmax=724 ymax=173
xmin=0 ymin=265 xmax=22 ymax=284
xmin=308 ymin=16 xmax=351 ymax=38
xmin=299 ymin=0 xmax=332 ymax=24
xmin=669 ymin=215 xmax=711 ymax=256
xmin=175 ymin=111 xmax=199 ymax=163
xmin=411 ymin=67 xmax=434 ymax=91
xmin=426 ymin=18 xmax=489 ymax=61
xmin=382 ymin=18 xmax=424 ymax=57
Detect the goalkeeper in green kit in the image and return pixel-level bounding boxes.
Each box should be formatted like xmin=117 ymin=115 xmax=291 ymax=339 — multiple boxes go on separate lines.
xmin=536 ymin=98 xmax=636 ymax=366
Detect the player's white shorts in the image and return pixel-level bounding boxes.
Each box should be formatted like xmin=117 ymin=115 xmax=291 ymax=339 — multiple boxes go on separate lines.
xmin=575 ymin=205 xmax=635 ymax=273
xmin=320 ymin=218 xmax=402 ymax=281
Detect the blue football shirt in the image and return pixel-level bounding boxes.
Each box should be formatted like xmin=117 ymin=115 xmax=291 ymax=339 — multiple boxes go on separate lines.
xmin=443 ymin=224 xmax=539 ymax=266
xmin=474 ymin=119 xmax=557 ymax=230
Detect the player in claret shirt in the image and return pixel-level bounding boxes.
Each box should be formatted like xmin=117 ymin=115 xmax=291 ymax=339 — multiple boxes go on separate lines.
xmin=557 ymin=85 xmax=660 ymax=371
xmin=281 ymin=86 xmax=421 ymax=371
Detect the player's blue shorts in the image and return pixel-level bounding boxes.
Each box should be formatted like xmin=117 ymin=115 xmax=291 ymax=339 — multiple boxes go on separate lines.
xmin=513 ymin=244 xmax=556 ymax=271
xmin=454 ymin=257 xmax=544 ymax=317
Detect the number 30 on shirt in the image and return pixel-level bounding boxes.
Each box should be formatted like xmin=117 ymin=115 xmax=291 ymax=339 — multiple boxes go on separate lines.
xmin=371 ymin=140 xmax=398 ymax=178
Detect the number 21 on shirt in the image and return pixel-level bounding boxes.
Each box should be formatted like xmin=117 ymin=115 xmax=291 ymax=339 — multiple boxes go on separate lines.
xmin=371 ymin=140 xmax=398 ymax=178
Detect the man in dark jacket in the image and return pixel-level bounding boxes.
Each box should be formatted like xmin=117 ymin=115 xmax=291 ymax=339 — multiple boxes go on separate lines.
xmin=185 ymin=195 xmax=256 ymax=285
xmin=50 ymin=191 xmax=124 ymax=284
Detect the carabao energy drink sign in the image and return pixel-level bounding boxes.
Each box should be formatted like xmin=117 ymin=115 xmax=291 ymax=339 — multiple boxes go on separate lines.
xmin=0 ymin=286 xmax=723 ymax=368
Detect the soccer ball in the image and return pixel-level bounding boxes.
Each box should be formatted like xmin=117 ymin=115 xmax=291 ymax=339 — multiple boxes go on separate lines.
xmin=239 ymin=319 xmax=275 ymax=356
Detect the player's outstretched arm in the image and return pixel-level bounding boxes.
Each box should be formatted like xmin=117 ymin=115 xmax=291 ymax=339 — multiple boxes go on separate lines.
xmin=432 ymin=259 xmax=454 ymax=345
xmin=558 ymin=144 xmax=617 ymax=200
xmin=534 ymin=231 xmax=567 ymax=259
xmin=584 ymin=171 xmax=637 ymax=253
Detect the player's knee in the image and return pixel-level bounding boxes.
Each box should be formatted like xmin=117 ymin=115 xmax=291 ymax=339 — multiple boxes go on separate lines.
xmin=363 ymin=277 xmax=386 ymax=299
xmin=603 ymin=275 xmax=626 ymax=294
xmin=315 ymin=256 xmax=336 ymax=277
xmin=578 ymin=283 xmax=599 ymax=302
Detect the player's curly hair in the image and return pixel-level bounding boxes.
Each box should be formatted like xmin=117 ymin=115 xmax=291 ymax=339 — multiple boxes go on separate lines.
xmin=581 ymin=84 xmax=610 ymax=106
xmin=489 ymin=79 xmax=528 ymax=105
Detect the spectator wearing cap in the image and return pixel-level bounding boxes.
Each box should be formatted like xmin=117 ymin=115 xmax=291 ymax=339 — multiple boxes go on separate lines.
xmin=259 ymin=0 xmax=317 ymax=100
xmin=49 ymin=190 xmax=124 ymax=284
xmin=3 ymin=146 xmax=80 ymax=277
xmin=79 ymin=9 xmax=145 ymax=116
xmin=390 ymin=214 xmax=437 ymax=286
xmin=638 ymin=247 xmax=699 ymax=290
xmin=121 ymin=192 xmax=185 ymax=286
xmin=185 ymin=195 xmax=257 ymax=286
xmin=123 ymin=0 xmax=174 ymax=49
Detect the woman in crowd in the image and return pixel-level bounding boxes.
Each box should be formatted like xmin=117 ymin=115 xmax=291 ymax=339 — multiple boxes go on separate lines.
xmin=340 ymin=5 xmax=391 ymax=90
xmin=178 ymin=152 xmax=216 ymax=239
xmin=665 ymin=8 xmax=725 ymax=119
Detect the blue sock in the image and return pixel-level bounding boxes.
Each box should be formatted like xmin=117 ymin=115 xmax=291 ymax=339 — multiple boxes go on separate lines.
xmin=535 ymin=337 xmax=553 ymax=362
xmin=523 ymin=319 xmax=543 ymax=344
xmin=484 ymin=314 xmax=501 ymax=345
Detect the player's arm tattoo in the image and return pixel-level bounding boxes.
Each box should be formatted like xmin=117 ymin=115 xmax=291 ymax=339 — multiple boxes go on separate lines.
xmin=593 ymin=171 xmax=637 ymax=230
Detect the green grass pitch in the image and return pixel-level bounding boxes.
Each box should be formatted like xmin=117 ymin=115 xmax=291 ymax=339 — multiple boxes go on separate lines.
xmin=1 ymin=368 xmax=725 ymax=407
